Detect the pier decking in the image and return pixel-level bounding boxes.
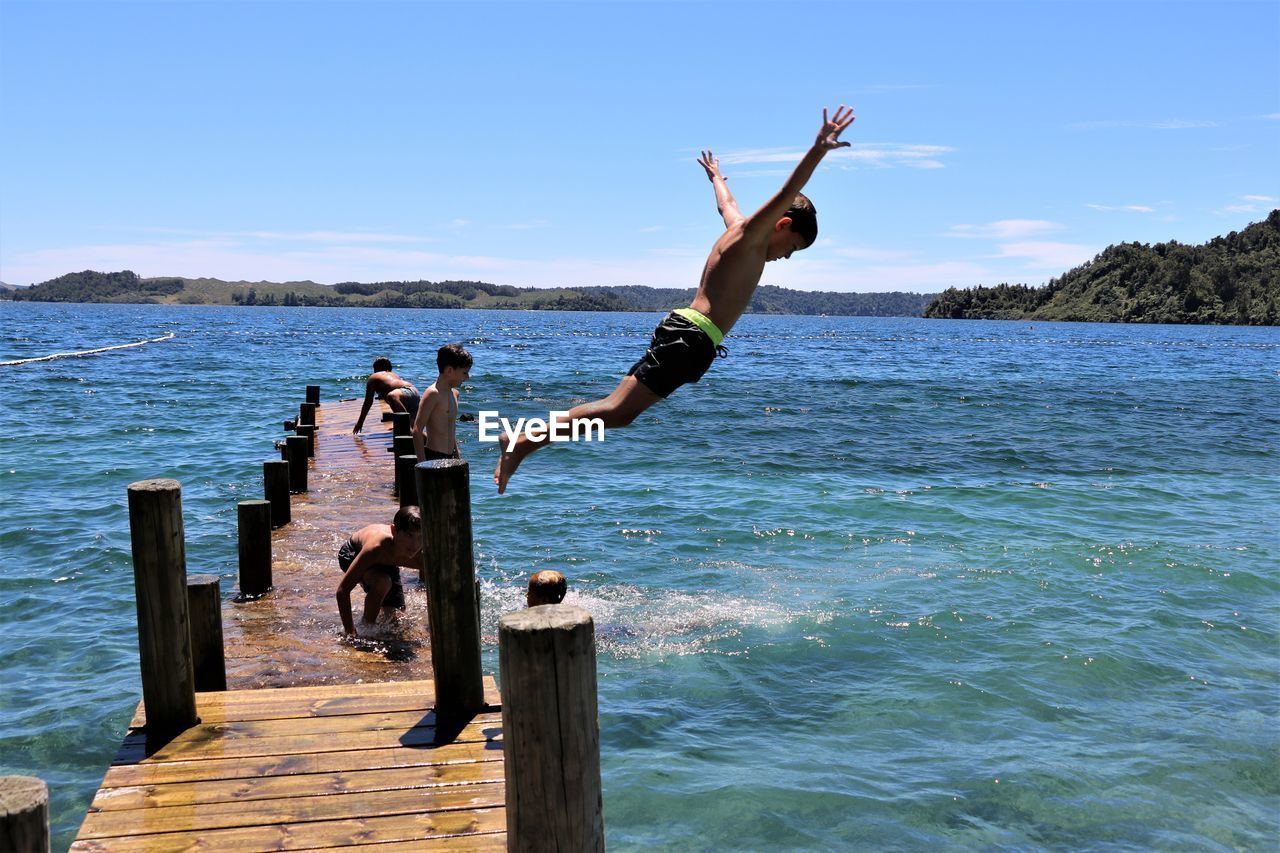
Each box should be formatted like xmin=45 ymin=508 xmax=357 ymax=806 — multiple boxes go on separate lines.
xmin=73 ymin=398 xmax=513 ymax=850
xmin=73 ymin=679 xmax=505 ymax=851
xmin=224 ymin=398 xmax=434 ymax=688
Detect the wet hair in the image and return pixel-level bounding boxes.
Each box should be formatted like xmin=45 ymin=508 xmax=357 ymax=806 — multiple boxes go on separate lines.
xmin=526 ymin=570 xmax=567 ymax=607
xmin=437 ymin=343 xmax=473 ymax=372
xmin=373 ymin=356 xmax=393 ymax=372
xmin=392 ymin=505 xmax=421 ymax=534
xmin=784 ymin=192 xmax=817 ymax=248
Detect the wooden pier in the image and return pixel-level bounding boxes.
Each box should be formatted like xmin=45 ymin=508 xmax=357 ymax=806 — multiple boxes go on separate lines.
xmin=54 ymin=390 xmax=603 ymax=852
xmin=73 ymin=679 xmax=506 ymax=851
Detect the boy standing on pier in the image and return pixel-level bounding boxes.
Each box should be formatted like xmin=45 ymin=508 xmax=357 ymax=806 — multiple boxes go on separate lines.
xmin=335 ymin=506 xmax=423 ymax=637
xmin=413 ymin=343 xmax=473 ymax=461
xmin=353 ymin=357 xmax=421 ymax=433
xmin=494 ymin=105 xmax=855 ymax=493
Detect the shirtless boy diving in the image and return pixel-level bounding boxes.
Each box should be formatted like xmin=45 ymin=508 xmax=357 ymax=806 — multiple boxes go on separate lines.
xmin=494 ymin=105 xmax=855 ymax=493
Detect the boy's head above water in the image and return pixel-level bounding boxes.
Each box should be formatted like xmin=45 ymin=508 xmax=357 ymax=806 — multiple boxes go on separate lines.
xmin=767 ymin=193 xmax=817 ymax=262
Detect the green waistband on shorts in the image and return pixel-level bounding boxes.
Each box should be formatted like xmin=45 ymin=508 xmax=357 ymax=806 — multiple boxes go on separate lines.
xmin=673 ymin=307 xmax=725 ymax=348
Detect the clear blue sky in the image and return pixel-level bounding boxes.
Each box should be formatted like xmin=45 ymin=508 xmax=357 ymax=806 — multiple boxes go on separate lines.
xmin=2 ymin=0 xmax=1277 ymax=292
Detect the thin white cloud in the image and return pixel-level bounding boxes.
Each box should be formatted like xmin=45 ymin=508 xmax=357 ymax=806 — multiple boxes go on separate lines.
xmin=717 ymin=143 xmax=954 ymax=170
xmin=241 ymin=230 xmax=422 ymax=243
xmin=1215 ymin=194 xmax=1278 ymax=216
xmin=1071 ymin=119 xmax=1217 ymax=130
xmin=1086 ymin=203 xmax=1156 ymax=213
xmin=831 ymin=246 xmax=915 ymax=262
xmin=1261 ymin=113 xmax=1280 ymax=120
xmin=997 ymin=241 xmax=1098 ymax=269
xmin=948 ymin=219 xmax=1063 ymax=240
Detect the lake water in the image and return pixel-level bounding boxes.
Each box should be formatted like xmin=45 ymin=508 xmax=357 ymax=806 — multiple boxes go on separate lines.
xmin=1 ymin=302 xmax=1277 ymax=850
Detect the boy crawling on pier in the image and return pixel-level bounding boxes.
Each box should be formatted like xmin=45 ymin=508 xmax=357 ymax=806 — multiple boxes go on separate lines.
xmin=336 ymin=506 xmax=422 ymax=637
xmin=494 ymin=105 xmax=855 ymax=493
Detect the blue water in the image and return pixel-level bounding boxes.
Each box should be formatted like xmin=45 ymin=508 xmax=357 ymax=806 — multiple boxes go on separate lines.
xmin=2 ymin=302 xmax=1277 ymax=850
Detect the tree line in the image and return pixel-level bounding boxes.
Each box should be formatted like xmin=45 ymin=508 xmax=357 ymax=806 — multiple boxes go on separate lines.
xmin=925 ymin=210 xmax=1279 ymax=325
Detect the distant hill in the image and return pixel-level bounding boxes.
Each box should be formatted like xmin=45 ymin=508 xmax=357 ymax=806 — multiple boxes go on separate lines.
xmin=925 ymin=210 xmax=1280 ymax=325
xmin=5 ymin=271 xmax=937 ymax=317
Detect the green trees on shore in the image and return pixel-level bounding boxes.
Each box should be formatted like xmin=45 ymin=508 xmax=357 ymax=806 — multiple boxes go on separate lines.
xmin=925 ymin=210 xmax=1279 ymax=325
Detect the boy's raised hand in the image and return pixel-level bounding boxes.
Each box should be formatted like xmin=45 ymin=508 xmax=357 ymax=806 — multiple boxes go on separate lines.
xmin=698 ymin=150 xmax=725 ymax=182
xmin=816 ymin=105 xmax=856 ymax=150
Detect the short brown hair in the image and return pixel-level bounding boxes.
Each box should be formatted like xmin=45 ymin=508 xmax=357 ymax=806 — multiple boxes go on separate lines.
xmin=437 ymin=343 xmax=473 ymax=372
xmin=392 ymin=505 xmax=421 ymax=533
xmin=527 ymin=570 xmax=567 ymax=607
xmin=785 ymin=192 xmax=817 ymax=247
xmin=373 ymin=356 xmax=393 ymax=372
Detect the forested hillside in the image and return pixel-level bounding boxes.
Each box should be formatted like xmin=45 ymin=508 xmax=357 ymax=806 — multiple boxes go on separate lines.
xmin=6 ymin=273 xmax=936 ymax=317
xmin=925 ymin=211 xmax=1279 ymax=324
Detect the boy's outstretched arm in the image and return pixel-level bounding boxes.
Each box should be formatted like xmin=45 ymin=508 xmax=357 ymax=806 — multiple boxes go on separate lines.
xmin=698 ymin=150 xmax=744 ymax=229
xmin=746 ymin=105 xmax=855 ymax=235
xmin=353 ymin=380 xmax=376 ymax=433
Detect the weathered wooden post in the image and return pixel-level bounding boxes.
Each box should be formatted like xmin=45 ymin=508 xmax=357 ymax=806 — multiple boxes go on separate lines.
xmin=286 ymin=435 xmax=308 ymax=492
xmin=299 ymin=401 xmax=317 ymax=428
xmin=390 ymin=434 xmax=415 ymax=457
xmin=500 ymin=605 xmax=604 ymax=852
xmin=397 ymin=455 xmax=418 ymax=507
xmin=306 ymin=384 xmax=321 ymax=406
xmin=126 ymin=479 xmax=198 ymax=734
xmin=237 ymin=499 xmax=273 ymax=596
xmin=392 ymin=411 xmax=412 ymax=437
xmin=415 ymin=460 xmax=484 ymax=731
xmin=263 ymin=459 xmax=291 ymax=527
xmin=295 ymin=423 xmax=316 ymax=458
xmin=0 ymin=776 xmax=49 ymax=853
xmin=187 ymin=575 xmax=227 ymax=692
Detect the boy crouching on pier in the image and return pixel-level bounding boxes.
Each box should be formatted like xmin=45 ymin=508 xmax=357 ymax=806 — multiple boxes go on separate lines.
xmin=494 ymin=105 xmax=855 ymax=493
xmin=336 ymin=506 xmax=423 ymax=637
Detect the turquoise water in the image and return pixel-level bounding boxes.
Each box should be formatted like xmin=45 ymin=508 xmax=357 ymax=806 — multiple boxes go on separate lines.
xmin=1 ymin=302 xmax=1277 ymax=850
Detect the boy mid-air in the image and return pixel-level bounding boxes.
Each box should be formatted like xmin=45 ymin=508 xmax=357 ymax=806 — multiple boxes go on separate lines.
xmin=494 ymin=105 xmax=855 ymax=493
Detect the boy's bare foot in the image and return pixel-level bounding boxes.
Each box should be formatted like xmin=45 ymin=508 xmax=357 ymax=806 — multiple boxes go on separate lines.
xmin=494 ymin=446 xmax=522 ymax=494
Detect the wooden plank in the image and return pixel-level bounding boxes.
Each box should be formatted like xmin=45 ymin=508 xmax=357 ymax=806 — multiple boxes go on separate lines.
xmin=128 ymin=678 xmax=501 ymax=727
xmin=71 ymin=805 xmax=507 ymax=851
xmin=101 ymin=739 xmax=504 ymax=789
xmin=77 ymin=781 xmax=505 ymax=839
xmin=115 ymin=714 xmax=502 ymax=765
xmin=123 ymin=707 xmax=502 ymax=748
xmin=308 ymin=831 xmax=507 ymax=852
xmin=92 ymin=759 xmax=504 ymax=811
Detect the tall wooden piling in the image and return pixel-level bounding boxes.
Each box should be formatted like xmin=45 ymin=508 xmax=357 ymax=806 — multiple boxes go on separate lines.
xmin=500 ymin=605 xmax=604 ymax=852
xmin=0 ymin=776 xmax=49 ymax=853
xmin=286 ymin=435 xmax=308 ymax=492
xmin=295 ymin=423 xmax=316 ymax=458
xmin=396 ymin=455 xmax=418 ymax=507
xmin=186 ymin=574 xmax=227 ymax=692
xmin=262 ymin=459 xmax=291 ymax=527
xmin=126 ymin=479 xmax=198 ymax=735
xmin=392 ymin=410 xmax=412 ymax=437
xmin=305 ymin=384 xmax=320 ymax=405
xmin=299 ymin=401 xmax=317 ymax=428
xmin=390 ymin=434 xmax=415 ymax=457
xmin=237 ymin=500 xmax=273 ymax=596
xmin=415 ymin=459 xmax=484 ymax=731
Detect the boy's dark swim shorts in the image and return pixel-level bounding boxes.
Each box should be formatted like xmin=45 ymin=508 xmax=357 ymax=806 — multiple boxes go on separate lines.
xmin=337 ymin=538 xmax=406 ymax=610
xmin=627 ymin=310 xmax=728 ymax=398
